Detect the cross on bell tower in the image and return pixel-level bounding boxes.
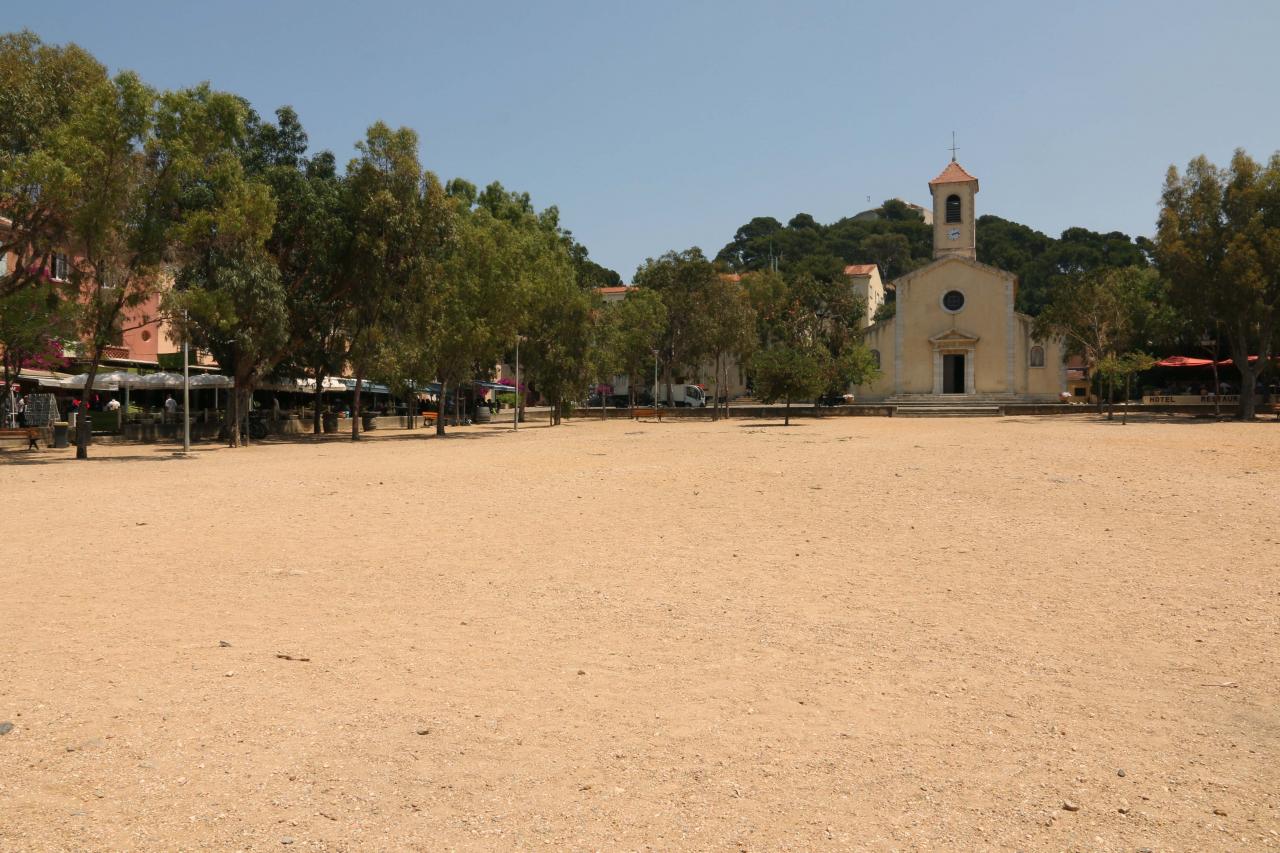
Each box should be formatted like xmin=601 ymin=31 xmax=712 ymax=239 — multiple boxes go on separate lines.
xmin=949 ymin=131 xmax=959 ymax=162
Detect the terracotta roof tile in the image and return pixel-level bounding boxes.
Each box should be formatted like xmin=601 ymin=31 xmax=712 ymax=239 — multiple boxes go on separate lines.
xmin=842 ymin=263 xmax=878 ymax=276
xmin=928 ymin=160 xmax=978 ymax=186
xmin=596 ymin=286 xmax=630 ymax=294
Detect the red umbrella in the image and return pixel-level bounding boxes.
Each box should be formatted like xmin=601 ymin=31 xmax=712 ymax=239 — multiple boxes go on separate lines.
xmin=1155 ymin=356 xmax=1213 ymax=368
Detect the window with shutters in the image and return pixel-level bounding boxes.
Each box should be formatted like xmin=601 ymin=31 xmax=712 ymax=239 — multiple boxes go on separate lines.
xmin=945 ymin=194 xmax=961 ymax=223
xmin=52 ymin=253 xmax=69 ymax=281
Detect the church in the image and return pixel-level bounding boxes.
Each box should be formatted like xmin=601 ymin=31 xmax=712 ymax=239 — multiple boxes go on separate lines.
xmin=851 ymin=161 xmax=1066 ymax=402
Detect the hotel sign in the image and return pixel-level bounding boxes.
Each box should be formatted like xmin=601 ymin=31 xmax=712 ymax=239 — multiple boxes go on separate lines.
xmin=1142 ymin=394 xmax=1240 ymax=405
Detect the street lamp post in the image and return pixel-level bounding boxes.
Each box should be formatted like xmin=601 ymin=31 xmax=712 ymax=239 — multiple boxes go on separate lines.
xmin=653 ymin=349 xmax=659 ymax=408
xmin=513 ymin=336 xmax=521 ymax=431
xmin=180 ymin=310 xmax=191 ymax=455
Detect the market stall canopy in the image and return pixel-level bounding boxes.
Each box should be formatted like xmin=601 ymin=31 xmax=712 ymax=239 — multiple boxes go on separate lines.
xmin=137 ymin=371 xmax=186 ymax=389
xmin=188 ymin=374 xmax=234 ymax=388
xmin=54 ymin=370 xmax=143 ymax=390
xmin=16 ymin=368 xmax=73 ymax=387
xmin=1155 ymin=356 xmax=1214 ymax=368
xmin=260 ymin=377 xmax=347 ymax=393
xmin=336 ymin=377 xmax=390 ymax=394
xmin=1158 ymin=355 xmax=1280 ymax=367
xmin=1215 ymin=355 xmax=1280 ymax=366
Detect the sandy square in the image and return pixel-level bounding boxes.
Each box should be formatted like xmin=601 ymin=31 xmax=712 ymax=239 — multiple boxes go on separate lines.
xmin=1 ymin=415 xmax=1277 ymax=850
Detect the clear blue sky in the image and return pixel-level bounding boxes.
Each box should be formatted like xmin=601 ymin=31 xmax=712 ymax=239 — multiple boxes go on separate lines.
xmin=6 ymin=0 xmax=1279 ymax=279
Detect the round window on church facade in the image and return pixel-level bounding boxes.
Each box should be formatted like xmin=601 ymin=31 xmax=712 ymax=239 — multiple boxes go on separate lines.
xmin=941 ymin=290 xmax=965 ymax=312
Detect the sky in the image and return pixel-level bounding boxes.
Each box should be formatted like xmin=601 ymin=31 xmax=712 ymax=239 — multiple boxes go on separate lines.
xmin=6 ymin=0 xmax=1279 ymax=280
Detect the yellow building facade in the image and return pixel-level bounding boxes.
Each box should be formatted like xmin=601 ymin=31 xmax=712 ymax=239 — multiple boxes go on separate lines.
xmin=855 ymin=161 xmax=1066 ymax=401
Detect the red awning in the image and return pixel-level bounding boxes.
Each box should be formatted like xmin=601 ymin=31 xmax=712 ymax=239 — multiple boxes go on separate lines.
xmin=1160 ymin=355 xmax=1279 ymax=368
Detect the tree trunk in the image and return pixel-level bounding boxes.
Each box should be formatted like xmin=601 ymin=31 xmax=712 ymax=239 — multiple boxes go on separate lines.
xmin=351 ymin=370 xmax=363 ymax=440
xmin=436 ymin=381 xmax=447 ymax=436
xmin=711 ymin=354 xmax=721 ymax=421
xmin=1210 ymin=358 xmax=1221 ymax=421
xmin=1231 ymin=321 xmax=1258 ymax=420
xmin=227 ymin=386 xmax=240 ymax=448
xmin=784 ymin=396 xmax=791 ymax=426
xmin=1092 ymin=360 xmax=1103 ymax=415
xmin=722 ymin=357 xmax=730 ymax=419
xmin=1106 ymin=376 xmax=1114 ymax=421
xmin=75 ymin=358 xmax=101 ymax=459
xmin=1122 ymin=374 xmax=1130 ymax=425
xmin=313 ymin=370 xmax=324 ymax=434
xmin=1233 ymin=361 xmax=1256 ymax=421
xmin=242 ymin=387 xmax=252 ymax=446
xmin=628 ymin=376 xmax=635 ymax=419
xmin=663 ymin=359 xmax=673 ymax=407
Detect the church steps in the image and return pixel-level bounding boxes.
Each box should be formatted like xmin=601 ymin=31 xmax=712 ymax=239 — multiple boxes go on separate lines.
xmin=893 ymin=405 xmax=1002 ymax=418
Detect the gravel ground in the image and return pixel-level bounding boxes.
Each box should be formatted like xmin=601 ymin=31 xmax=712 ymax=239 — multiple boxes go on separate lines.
xmin=1 ymin=414 xmax=1277 ymax=851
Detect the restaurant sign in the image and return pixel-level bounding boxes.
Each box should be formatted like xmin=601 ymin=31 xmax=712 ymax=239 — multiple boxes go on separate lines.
xmin=1141 ymin=394 xmax=1240 ymax=405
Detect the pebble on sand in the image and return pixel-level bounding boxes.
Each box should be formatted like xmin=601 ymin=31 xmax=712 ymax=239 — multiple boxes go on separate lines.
xmin=1062 ymin=801 xmax=1080 ymax=812
xmin=0 ymin=721 xmax=13 ymax=735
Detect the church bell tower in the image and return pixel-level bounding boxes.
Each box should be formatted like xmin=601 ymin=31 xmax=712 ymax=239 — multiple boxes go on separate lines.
xmin=929 ymin=159 xmax=979 ymax=261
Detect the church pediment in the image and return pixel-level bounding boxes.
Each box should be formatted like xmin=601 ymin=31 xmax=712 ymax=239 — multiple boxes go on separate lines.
xmin=929 ymin=329 xmax=980 ymax=348
xmin=891 ymin=254 xmax=1016 ymax=289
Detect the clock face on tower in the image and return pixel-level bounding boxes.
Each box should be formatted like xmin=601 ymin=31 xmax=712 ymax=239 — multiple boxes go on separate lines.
xmin=947 ymin=228 xmax=961 ymax=241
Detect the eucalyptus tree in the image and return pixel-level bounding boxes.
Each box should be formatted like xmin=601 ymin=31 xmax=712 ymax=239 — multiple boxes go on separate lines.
xmin=523 ymin=274 xmax=597 ymax=425
xmin=162 ymin=85 xmax=281 ymax=447
xmin=0 ymin=30 xmax=105 ymax=299
xmin=10 ymin=72 xmax=259 ymax=457
xmin=1033 ymin=266 xmax=1168 ymax=415
xmin=632 ymin=248 xmax=716 ymax=405
xmin=1158 ymin=150 xmax=1280 ymax=419
xmin=343 ymin=122 xmax=437 ymax=440
xmin=602 ymin=286 xmax=666 ymax=413
xmin=241 ymin=109 xmax=351 ymax=435
xmin=426 ymin=181 xmax=530 ymax=435
xmin=701 ymin=275 xmax=756 ymax=419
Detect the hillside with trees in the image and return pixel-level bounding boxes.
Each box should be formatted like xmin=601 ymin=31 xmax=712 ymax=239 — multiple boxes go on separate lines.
xmin=714 ymin=200 xmax=1153 ymax=315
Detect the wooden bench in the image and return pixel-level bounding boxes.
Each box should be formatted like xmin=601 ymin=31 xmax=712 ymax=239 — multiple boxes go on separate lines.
xmin=0 ymin=427 xmax=40 ymax=449
xmin=631 ymin=407 xmax=665 ymax=421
